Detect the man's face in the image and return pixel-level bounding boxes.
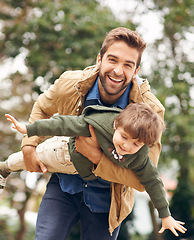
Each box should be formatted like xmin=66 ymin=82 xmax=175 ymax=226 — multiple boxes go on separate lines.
xmin=97 ymin=41 xmax=139 ymax=104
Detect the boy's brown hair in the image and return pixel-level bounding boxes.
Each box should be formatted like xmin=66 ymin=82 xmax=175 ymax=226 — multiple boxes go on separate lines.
xmin=114 ymin=103 xmax=165 ymax=147
xmin=100 ymin=27 xmax=146 ymax=69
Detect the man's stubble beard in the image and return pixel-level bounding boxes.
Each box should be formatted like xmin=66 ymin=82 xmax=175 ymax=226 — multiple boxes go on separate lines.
xmin=99 ymin=71 xmax=133 ymax=96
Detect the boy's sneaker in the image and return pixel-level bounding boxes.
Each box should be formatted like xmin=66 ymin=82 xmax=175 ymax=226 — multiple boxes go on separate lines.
xmin=0 ymin=166 xmax=10 ymax=195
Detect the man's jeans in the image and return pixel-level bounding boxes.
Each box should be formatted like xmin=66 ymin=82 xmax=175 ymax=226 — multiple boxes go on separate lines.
xmin=35 ymin=174 xmax=120 ymax=240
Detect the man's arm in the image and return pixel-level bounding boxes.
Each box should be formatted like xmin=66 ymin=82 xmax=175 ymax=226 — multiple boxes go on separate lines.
xmin=76 ymin=97 xmax=164 ymax=190
xmin=22 ymin=146 xmax=48 ymax=173
xmin=95 ymin=153 xmax=145 ymax=191
xmin=75 ymin=125 xmax=146 ymax=191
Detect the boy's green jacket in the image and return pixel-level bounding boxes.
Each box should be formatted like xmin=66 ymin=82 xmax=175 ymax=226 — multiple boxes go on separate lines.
xmin=27 ymin=105 xmax=170 ymax=220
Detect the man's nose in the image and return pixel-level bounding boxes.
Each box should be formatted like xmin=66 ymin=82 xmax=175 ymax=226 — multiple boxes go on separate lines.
xmin=113 ymin=64 xmax=123 ymax=76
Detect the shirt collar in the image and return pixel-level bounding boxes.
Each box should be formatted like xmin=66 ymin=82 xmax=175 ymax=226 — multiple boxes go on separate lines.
xmin=85 ymin=77 xmax=100 ymax=102
xmin=85 ymin=76 xmax=132 ymax=109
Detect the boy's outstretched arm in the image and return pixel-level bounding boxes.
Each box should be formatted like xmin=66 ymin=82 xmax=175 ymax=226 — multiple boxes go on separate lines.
xmin=5 ymin=114 xmax=27 ymax=134
xmin=159 ymin=216 xmax=187 ymax=236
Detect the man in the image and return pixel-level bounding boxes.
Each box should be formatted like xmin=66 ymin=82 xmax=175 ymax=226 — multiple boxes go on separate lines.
xmin=21 ymin=27 xmax=165 ymax=239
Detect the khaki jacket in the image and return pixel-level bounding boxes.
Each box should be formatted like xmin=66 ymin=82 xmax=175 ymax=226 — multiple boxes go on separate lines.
xmin=22 ymin=65 xmax=165 ymax=235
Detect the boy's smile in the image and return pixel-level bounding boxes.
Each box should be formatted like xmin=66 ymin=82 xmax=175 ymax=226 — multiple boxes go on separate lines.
xmin=113 ymin=126 xmax=144 ymax=155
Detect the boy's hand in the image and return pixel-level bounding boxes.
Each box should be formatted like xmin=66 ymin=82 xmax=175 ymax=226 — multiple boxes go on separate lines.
xmin=5 ymin=114 xmax=27 ymax=134
xmin=159 ymin=216 xmax=187 ymax=236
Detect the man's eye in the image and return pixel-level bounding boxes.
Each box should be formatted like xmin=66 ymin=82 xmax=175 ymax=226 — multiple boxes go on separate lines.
xmin=109 ymin=58 xmax=116 ymax=63
xmin=126 ymin=64 xmax=132 ymax=68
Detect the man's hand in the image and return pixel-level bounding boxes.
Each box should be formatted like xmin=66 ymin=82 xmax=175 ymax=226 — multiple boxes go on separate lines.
xmin=75 ymin=125 xmax=103 ymax=164
xmin=22 ymin=145 xmax=48 ymax=173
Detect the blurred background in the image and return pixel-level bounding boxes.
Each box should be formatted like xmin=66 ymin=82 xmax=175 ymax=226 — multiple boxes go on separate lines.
xmin=0 ymin=0 xmax=193 ymax=239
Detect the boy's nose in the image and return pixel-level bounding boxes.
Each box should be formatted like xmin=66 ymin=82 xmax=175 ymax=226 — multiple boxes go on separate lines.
xmin=123 ymin=143 xmax=129 ymax=151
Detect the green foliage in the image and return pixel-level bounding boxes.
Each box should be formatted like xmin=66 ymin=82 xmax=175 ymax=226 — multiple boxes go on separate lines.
xmin=151 ymin=1 xmax=194 ymax=170
xmin=0 ymin=0 xmax=124 ymax=88
xmin=127 ymin=0 xmax=194 ymax=238
xmin=142 ymin=0 xmax=194 ymax=238
xmin=164 ymin=178 xmax=194 ymax=239
xmin=154 ymin=0 xmax=194 ymax=33
xmin=1 ymin=0 xmax=193 ymax=239
xmin=0 ymin=0 xmax=131 ymax=156
xmin=0 ymin=1 xmax=134 ymax=239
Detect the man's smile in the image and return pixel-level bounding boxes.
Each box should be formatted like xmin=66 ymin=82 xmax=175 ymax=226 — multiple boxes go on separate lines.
xmin=108 ymin=75 xmax=123 ymax=84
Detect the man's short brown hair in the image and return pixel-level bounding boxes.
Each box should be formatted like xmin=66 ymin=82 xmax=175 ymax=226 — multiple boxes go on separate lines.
xmin=100 ymin=27 xmax=146 ymax=69
xmin=114 ymin=103 xmax=165 ymax=147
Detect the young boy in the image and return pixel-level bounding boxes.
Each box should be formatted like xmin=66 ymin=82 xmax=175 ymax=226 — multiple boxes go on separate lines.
xmin=1 ymin=103 xmax=187 ymax=236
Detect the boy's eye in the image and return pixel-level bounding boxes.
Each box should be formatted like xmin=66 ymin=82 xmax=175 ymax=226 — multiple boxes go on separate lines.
xmin=121 ymin=135 xmax=127 ymax=140
xmin=134 ymin=142 xmax=141 ymax=147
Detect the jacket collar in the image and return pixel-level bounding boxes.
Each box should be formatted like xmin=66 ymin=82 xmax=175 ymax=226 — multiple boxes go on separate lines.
xmin=129 ymin=77 xmax=150 ymax=103
xmin=75 ymin=65 xmax=150 ymax=104
xmin=75 ymin=65 xmax=99 ymax=96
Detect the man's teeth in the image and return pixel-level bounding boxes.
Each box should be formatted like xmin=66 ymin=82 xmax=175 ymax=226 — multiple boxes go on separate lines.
xmin=109 ymin=76 xmax=122 ymax=82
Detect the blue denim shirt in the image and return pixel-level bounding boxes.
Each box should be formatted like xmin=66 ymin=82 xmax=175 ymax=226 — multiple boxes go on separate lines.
xmin=57 ymin=77 xmax=132 ymax=212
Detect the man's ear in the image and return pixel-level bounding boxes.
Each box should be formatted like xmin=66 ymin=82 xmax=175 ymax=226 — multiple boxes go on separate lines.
xmin=96 ymin=53 xmax=101 ymax=66
xmin=134 ymin=66 xmax=140 ymax=77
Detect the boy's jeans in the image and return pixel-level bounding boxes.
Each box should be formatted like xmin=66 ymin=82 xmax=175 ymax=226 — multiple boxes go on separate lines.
xmin=35 ymin=174 xmax=120 ymax=240
xmin=6 ymin=137 xmax=78 ymax=174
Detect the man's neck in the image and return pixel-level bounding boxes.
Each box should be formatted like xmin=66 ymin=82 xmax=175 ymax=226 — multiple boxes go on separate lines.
xmin=98 ymin=79 xmax=128 ymax=106
xmin=99 ymin=90 xmax=126 ymax=106
xmin=100 ymin=100 xmax=113 ymax=107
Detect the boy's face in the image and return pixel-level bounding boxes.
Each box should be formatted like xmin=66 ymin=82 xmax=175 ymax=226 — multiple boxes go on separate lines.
xmin=97 ymin=41 xmax=139 ymax=105
xmin=113 ymin=126 xmax=144 ymax=155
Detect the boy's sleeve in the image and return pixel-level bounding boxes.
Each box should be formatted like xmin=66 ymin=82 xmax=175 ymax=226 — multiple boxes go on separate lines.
xmin=21 ymin=78 xmax=60 ymax=148
xmin=130 ymin=154 xmax=170 ymax=218
xmin=26 ymin=115 xmax=91 ymax=138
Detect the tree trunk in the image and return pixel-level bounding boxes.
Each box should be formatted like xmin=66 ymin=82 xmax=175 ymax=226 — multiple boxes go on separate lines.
xmin=15 ymin=206 xmax=27 ymax=240
xmin=149 ymin=201 xmax=164 ymax=240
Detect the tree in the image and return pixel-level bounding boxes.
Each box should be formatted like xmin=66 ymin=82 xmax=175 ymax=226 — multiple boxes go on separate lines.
xmin=104 ymin=0 xmax=193 ymax=238
xmin=152 ymin=1 xmax=194 ymax=239
xmin=0 ymin=1 xmax=135 ymax=239
xmin=0 ymin=0 xmax=128 ymax=157
xmin=128 ymin=0 xmax=194 ymax=238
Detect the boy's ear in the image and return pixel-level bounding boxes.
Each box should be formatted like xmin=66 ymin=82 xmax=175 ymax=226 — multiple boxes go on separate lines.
xmin=113 ymin=120 xmax=116 ymax=130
